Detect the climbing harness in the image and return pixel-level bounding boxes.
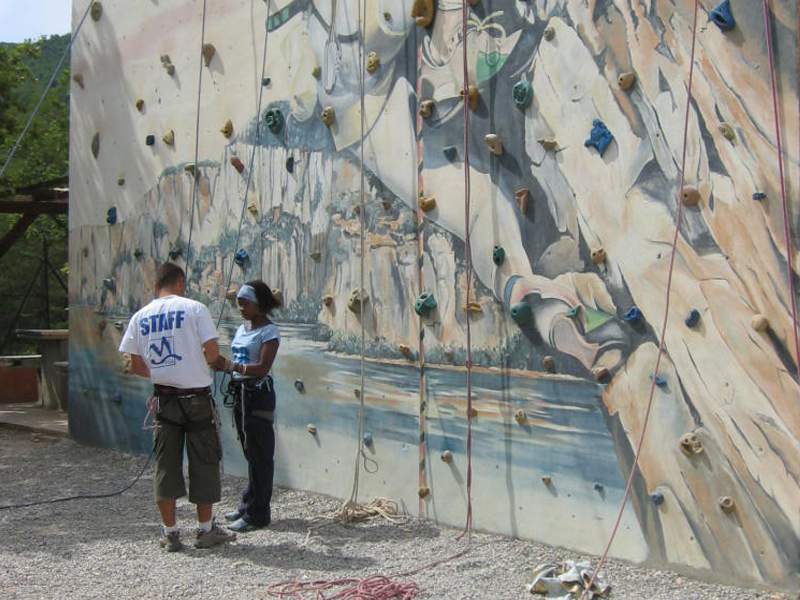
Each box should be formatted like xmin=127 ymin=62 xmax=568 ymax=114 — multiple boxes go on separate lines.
xmin=579 ymin=2 xmax=700 ymax=597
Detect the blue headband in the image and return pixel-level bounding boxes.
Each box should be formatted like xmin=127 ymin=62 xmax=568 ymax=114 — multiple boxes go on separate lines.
xmin=236 ymin=284 xmax=258 ymax=303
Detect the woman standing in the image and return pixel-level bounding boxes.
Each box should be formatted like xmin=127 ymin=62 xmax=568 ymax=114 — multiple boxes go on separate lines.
xmin=216 ymin=281 xmax=281 ymax=532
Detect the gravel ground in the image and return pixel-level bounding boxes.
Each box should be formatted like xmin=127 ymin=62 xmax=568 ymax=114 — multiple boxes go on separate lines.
xmin=0 ymin=428 xmax=795 ymax=600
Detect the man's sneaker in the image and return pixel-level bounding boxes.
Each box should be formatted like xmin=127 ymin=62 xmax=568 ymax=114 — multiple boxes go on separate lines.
xmin=194 ymin=521 xmax=236 ymax=549
xmin=223 ymin=510 xmax=241 ymax=522
xmin=159 ymin=528 xmax=183 ymax=552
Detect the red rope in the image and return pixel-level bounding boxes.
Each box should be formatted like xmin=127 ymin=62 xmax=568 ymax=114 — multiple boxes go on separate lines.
xmin=579 ymin=1 xmax=700 ymax=597
xmin=266 ymin=575 xmax=418 ymax=600
xmin=763 ymin=0 xmax=800 ymax=373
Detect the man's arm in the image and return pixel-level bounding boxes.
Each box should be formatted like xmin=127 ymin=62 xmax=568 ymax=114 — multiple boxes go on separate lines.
xmin=129 ymin=354 xmax=150 ymax=378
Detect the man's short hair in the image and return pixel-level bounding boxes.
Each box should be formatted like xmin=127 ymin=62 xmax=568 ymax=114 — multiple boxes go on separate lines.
xmin=155 ymin=262 xmax=185 ymax=291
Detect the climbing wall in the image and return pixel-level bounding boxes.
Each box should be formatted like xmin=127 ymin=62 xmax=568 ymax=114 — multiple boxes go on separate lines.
xmin=69 ymin=0 xmax=800 ymax=588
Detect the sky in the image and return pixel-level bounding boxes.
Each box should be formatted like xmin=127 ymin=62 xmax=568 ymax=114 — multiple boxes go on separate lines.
xmin=0 ymin=0 xmax=71 ymax=43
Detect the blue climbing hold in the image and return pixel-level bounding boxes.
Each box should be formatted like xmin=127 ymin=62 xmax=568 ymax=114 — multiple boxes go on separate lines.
xmin=651 ymin=373 xmax=668 ymax=388
xmin=584 ymin=119 xmax=614 ymax=156
xmin=294 ymin=379 xmax=305 ymax=393
xmin=710 ymin=0 xmax=735 ymax=32
xmin=623 ymin=306 xmax=642 ymax=323
xmin=443 ymin=146 xmax=458 ymax=162
xmin=414 ymin=292 xmax=437 ymax=317
xmin=511 ymin=302 xmax=533 ymax=326
xmin=566 ymin=305 xmax=581 ymax=318
xmin=265 ymin=109 xmax=284 ymax=134
xmin=593 ymin=482 xmax=604 ymax=492
xmin=106 ymin=207 xmax=117 ymax=225
xmin=133 ymin=248 xmax=144 ymax=260
xmin=234 ymin=249 xmax=250 ymax=266
xmin=363 ymin=432 xmax=373 ymax=447
xmin=685 ymin=309 xmax=701 ymax=328
xmin=261 ymin=77 xmax=271 ymax=87
xmin=102 ymin=278 xmax=116 ymax=292
xmin=492 ymin=245 xmax=506 ymax=266
xmin=168 ymin=245 xmax=183 ymax=260
xmin=752 ymin=192 xmax=766 ymax=201
xmin=651 ymin=491 xmax=665 ymax=506
xmin=286 ymin=156 xmax=294 ymax=173
xmin=145 ymin=134 xmax=155 ymax=146
xmin=512 ymin=79 xmax=533 ymax=109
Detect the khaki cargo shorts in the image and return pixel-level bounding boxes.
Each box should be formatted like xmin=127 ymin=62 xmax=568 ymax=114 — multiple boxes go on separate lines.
xmin=153 ymin=392 xmax=221 ymax=504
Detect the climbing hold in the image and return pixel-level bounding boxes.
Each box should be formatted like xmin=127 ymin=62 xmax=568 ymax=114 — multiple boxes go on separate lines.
xmin=106 ymin=207 xmax=117 ymax=225
xmin=160 ymin=55 xmax=175 ymax=76
xmin=593 ymin=482 xmax=604 ymax=493
xmin=566 ymin=306 xmax=581 ymax=319
xmin=72 ymin=73 xmax=84 ymax=88
xmin=272 ymin=290 xmax=283 ymax=307
xmin=681 ymin=186 xmax=701 ymax=207
xmin=91 ymin=132 xmax=100 ymax=159
xmin=310 ymin=250 xmax=321 ymax=262
xmin=718 ymin=122 xmax=736 ymax=142
xmin=515 ymin=188 xmax=529 ymax=214
xmin=584 ymin=119 xmax=614 ymax=156
xmin=460 ymin=85 xmax=479 ymax=112
xmin=718 ymin=496 xmax=735 ymax=513
xmin=201 ymin=43 xmax=216 ymax=67
xmin=650 ymin=491 xmax=665 ymax=506
xmin=710 ymin=0 xmax=735 ymax=32
xmin=90 ymin=1 xmax=102 ymax=21
xmin=102 ymin=278 xmax=116 ymax=292
xmin=514 ymin=410 xmax=528 ymax=425
xmin=679 ymin=432 xmax=703 ymax=456
xmin=442 ymin=146 xmax=457 ymax=162
xmin=320 ymin=106 xmax=335 ymax=127
xmin=512 ymin=79 xmax=533 ymax=109
xmin=590 ymin=247 xmax=606 ymax=265
xmin=261 ymin=77 xmax=271 ymax=87
xmin=383 ymin=12 xmax=392 ymax=21
xmin=411 ymin=0 xmax=434 ymax=28
xmin=538 ymin=138 xmax=558 ymax=151
xmin=541 ymin=475 xmax=552 ymax=486
xmin=221 ymin=119 xmax=234 ymax=138
xmin=618 ymin=72 xmax=636 ymax=91
xmin=114 ymin=321 xmax=125 ymax=331
xmin=117 ymin=176 xmax=125 ymax=186
xmin=418 ymin=195 xmax=436 ymax=213
xmin=265 ymin=109 xmax=284 ymax=134
xmin=348 ymin=289 xmax=368 ymax=314
xmin=168 ymin=244 xmax=183 ymax=260
xmin=135 ymin=98 xmax=145 ymax=112
xmin=230 ymin=157 xmax=245 ymax=173
xmin=484 ymin=134 xmax=504 ymax=156
xmin=399 ymin=344 xmax=414 ymax=360
xmin=307 ymin=424 xmax=317 ymax=435
xmin=492 ymin=245 xmax=506 ymax=266
xmin=751 ymin=314 xmax=769 ymax=332
xmin=286 ymin=156 xmax=295 ymax=173
xmin=543 ymin=26 xmax=555 ymax=41
xmin=593 ymin=367 xmax=610 ymax=383
xmin=465 ymin=302 xmax=483 ymax=315
xmin=414 ymin=292 xmax=437 ymax=317
xmin=441 ymin=450 xmax=453 ymax=463
xmin=363 ymin=432 xmax=373 ymax=447
xmin=322 ymin=294 xmax=334 ymax=307
xmin=685 ymin=309 xmax=701 ymax=328
xmin=366 ymin=51 xmax=380 ymax=74
xmin=469 ymin=407 xmax=479 ymax=418
xmin=225 ymin=286 xmax=238 ymax=302
xmin=145 ymin=134 xmax=156 ymax=146
xmin=752 ymin=192 xmax=767 ymax=201
xmin=311 ymin=66 xmax=321 ymax=79
xmin=162 ymin=130 xmax=175 ymax=146
xmin=419 ymin=99 xmax=435 ymax=119
xmin=510 ymin=302 xmax=532 ymax=326
xmin=651 ymin=374 xmax=667 ymax=388
xmin=234 ymin=249 xmax=249 ymax=266
xmin=133 ymin=249 xmax=144 ymax=260
xmin=542 ymin=356 xmax=555 ymax=373
xmin=623 ymin=306 xmax=642 ymax=324
xmin=293 ymin=379 xmax=305 ymax=393
xmin=184 ymin=163 xmax=197 ymax=177
xmin=418 ymin=485 xmax=431 ymax=498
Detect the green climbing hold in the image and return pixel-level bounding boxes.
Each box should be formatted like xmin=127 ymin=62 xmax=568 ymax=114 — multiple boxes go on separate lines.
xmin=582 ymin=307 xmax=614 ymax=333
xmin=414 ymin=292 xmax=437 ymax=317
xmin=511 ymin=302 xmax=532 ymax=326
xmin=512 ymin=80 xmax=533 ymax=109
xmin=492 ymin=245 xmax=505 ymax=266
xmin=265 ymin=109 xmax=284 ymax=135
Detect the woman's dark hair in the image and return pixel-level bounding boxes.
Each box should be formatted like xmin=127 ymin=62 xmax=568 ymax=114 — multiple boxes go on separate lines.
xmin=156 ymin=262 xmax=185 ymax=291
xmin=246 ymin=280 xmax=280 ymax=314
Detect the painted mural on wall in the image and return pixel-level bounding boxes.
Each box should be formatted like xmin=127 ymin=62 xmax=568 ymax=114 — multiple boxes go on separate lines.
xmin=69 ymin=0 xmax=800 ymax=588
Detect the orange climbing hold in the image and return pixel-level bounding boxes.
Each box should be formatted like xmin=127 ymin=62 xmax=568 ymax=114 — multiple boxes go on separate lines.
xmin=90 ymin=1 xmax=102 ymax=21
xmin=681 ymin=186 xmax=701 ymax=207
xmin=202 ymin=43 xmax=216 ymax=67
xmin=221 ymin=119 xmax=233 ymax=138
xmin=230 ymin=157 xmax=245 ymax=173
xmin=135 ymin=98 xmax=145 ymax=112
xmin=515 ymin=188 xmax=529 ymax=214
xmin=419 ymin=195 xmax=436 ymax=213
xmin=460 ymin=84 xmax=479 ymax=111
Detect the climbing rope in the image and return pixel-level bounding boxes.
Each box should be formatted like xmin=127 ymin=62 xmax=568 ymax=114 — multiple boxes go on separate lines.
xmin=183 ymin=0 xmax=210 ymax=282
xmin=579 ymin=1 xmax=700 ymax=597
xmin=0 ymin=1 xmax=94 ymax=181
xmin=762 ymin=0 xmax=800 ymax=375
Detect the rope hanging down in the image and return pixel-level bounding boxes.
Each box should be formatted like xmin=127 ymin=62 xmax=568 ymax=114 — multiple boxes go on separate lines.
xmin=580 ymin=1 xmax=700 ymax=597
xmin=0 ymin=1 xmax=94 ymax=181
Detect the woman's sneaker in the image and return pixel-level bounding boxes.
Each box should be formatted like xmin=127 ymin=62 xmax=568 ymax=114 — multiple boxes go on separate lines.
xmin=223 ymin=510 xmax=241 ymax=522
xmin=194 ymin=521 xmax=236 ymax=549
xmin=159 ymin=527 xmax=183 ymax=552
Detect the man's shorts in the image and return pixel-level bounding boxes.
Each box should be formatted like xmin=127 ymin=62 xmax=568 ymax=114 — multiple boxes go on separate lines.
xmin=152 ymin=392 xmax=221 ymax=504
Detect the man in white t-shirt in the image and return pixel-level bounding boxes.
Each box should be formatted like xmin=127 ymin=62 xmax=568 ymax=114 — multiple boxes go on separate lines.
xmin=119 ymin=262 xmax=235 ymax=552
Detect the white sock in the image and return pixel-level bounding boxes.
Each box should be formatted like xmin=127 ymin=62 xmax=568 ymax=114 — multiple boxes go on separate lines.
xmin=162 ymin=524 xmax=179 ymax=534
xmin=198 ymin=519 xmax=213 ymax=533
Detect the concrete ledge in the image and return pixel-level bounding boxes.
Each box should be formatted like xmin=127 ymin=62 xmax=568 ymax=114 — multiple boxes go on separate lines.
xmin=0 ymin=403 xmax=69 ymax=437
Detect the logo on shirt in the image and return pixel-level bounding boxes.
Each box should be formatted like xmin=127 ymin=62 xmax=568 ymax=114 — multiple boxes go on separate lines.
xmin=148 ymin=335 xmax=182 ymax=368
xmin=232 ymin=345 xmax=250 ymax=364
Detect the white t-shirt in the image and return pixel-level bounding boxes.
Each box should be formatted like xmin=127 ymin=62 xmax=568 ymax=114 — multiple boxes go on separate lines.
xmin=231 ymin=323 xmax=280 ymax=380
xmin=118 ymin=295 xmax=218 ymax=388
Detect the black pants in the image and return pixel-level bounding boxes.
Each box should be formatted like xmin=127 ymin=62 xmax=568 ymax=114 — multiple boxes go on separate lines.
xmin=233 ymin=405 xmax=274 ymax=526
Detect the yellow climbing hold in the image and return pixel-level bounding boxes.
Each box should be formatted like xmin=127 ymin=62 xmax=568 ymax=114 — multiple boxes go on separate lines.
xmin=72 ymin=73 xmax=84 ymax=88
xmin=91 ymin=132 xmax=100 ymax=159
xmin=468 ymin=407 xmax=479 ymax=418
xmin=751 ymin=313 xmax=769 ymax=332
xmin=464 ymin=302 xmax=483 ymax=315
xmin=366 ymin=51 xmax=380 ymax=74
xmin=135 ymin=98 xmax=145 ymax=112
xmin=618 ymin=72 xmax=636 ymax=91
xmin=543 ymin=26 xmax=555 ymax=41
xmin=418 ymin=485 xmax=431 ymax=498
xmin=484 ymin=134 xmax=503 ymax=156
xmin=399 ymin=344 xmax=413 ymax=358
xmin=679 ymin=432 xmax=703 ymax=456
xmin=90 ymin=1 xmax=103 ymax=21
xmin=202 ymin=43 xmax=216 ymax=67
xmin=310 ymin=250 xmax=322 ymax=262
xmin=718 ymin=496 xmax=735 ymax=513
xmin=312 ymin=65 xmax=322 ymax=79
xmin=321 ymin=106 xmax=335 ymax=127
xmin=162 ymin=130 xmax=175 ymax=146
xmin=419 ymin=99 xmax=435 ymax=119
xmin=411 ymin=0 xmax=434 ymax=28
xmin=719 ymin=122 xmax=736 ymax=142
xmin=460 ymin=84 xmax=479 ymax=111
xmin=323 ymin=294 xmax=334 ymax=307
xmin=514 ymin=410 xmax=528 ymax=425
xmin=348 ymin=288 xmax=367 ymax=314
xmin=272 ymin=289 xmax=283 ymax=306
xmin=418 ymin=195 xmax=436 ymax=213
xmin=221 ymin=119 xmax=233 ymax=138
xmin=538 ymin=138 xmax=558 ymax=151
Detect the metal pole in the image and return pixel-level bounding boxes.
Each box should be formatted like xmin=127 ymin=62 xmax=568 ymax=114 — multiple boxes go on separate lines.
xmin=42 ymin=238 xmax=50 ymax=329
